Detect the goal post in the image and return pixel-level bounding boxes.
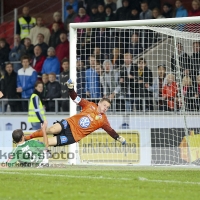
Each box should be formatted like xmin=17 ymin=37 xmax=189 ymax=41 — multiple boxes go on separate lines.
xmin=69 ymin=16 xmax=200 ymax=165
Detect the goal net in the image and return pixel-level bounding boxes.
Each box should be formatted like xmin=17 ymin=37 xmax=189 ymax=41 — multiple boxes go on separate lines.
xmin=69 ymin=17 xmax=200 ymax=165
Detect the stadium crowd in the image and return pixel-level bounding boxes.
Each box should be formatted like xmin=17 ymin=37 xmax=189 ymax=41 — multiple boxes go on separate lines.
xmin=0 ymin=0 xmax=200 ymax=112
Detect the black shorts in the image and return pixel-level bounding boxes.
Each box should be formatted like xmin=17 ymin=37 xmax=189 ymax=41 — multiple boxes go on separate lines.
xmin=54 ymin=119 xmax=76 ymax=146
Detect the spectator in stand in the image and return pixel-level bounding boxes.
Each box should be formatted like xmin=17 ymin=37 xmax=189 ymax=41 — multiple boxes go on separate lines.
xmin=49 ymin=23 xmax=61 ymax=48
xmin=174 ymin=0 xmax=188 ymax=18
xmin=149 ymin=64 xmax=167 ymax=111
xmin=162 ymin=3 xmax=173 ymax=18
xmin=9 ymin=34 xmax=25 ymax=72
xmin=102 ymin=59 xmax=120 ymax=100
xmin=74 ymin=7 xmax=90 ymax=36
xmin=83 ymin=28 xmax=95 ymax=59
xmin=105 ymin=0 xmax=117 ymax=13
xmin=127 ymin=8 xmax=140 ymax=20
xmin=45 ymin=72 xmax=61 ymax=112
xmin=16 ymin=6 xmax=36 ymax=41
xmin=0 ymin=38 xmax=10 ymax=72
xmin=60 ymin=58 xmax=70 ymax=111
xmin=41 ymin=73 xmax=49 ymax=111
xmin=76 ymin=58 xmax=86 ymax=98
xmin=174 ymin=0 xmax=188 ymax=31
xmin=191 ymin=41 xmax=200 ymax=79
xmin=109 ymin=47 xmax=123 ymax=70
xmin=17 ymin=55 xmax=37 ymax=112
xmin=171 ymin=43 xmax=191 ymax=77
xmin=64 ymin=5 xmax=77 ymax=30
xmin=28 ymin=81 xmax=46 ymax=130
xmin=64 ymin=0 xmax=79 ymax=20
xmin=35 ymin=33 xmax=49 ymax=56
xmin=29 ymin=17 xmax=50 ymax=45
xmin=152 ymin=8 xmax=165 ymax=19
xmin=146 ymin=0 xmax=160 ymax=10
xmin=48 ymin=12 xmax=64 ymax=32
xmin=90 ymin=4 xmax=102 ymax=22
xmin=42 ymin=47 xmax=60 ymax=75
xmin=186 ymin=0 xmax=200 ymax=33
xmin=128 ymin=32 xmax=143 ymax=57
xmin=189 ymin=0 xmax=200 ymax=17
xmin=97 ymin=4 xmax=106 ymax=21
xmin=104 ymin=5 xmax=116 ymax=21
xmin=195 ymin=75 xmax=200 ymax=110
xmin=162 ymin=74 xmax=178 ymax=111
xmin=95 ymin=63 xmax=104 ymax=98
xmin=32 ymin=45 xmax=46 ymax=75
xmin=134 ymin=57 xmax=153 ymax=111
xmin=115 ymin=0 xmax=131 ymax=21
xmin=1 ymin=63 xmax=20 ymax=111
xmin=139 ymin=1 xmax=152 ymax=20
xmin=23 ymin=37 xmax=34 ymax=58
xmin=182 ymin=75 xmax=196 ymax=111
xmin=85 ymin=0 xmax=104 ymax=15
xmin=96 ymin=27 xmax=111 ymax=56
xmin=55 ymin=32 xmax=69 ymax=64
xmin=119 ymin=53 xmax=136 ymax=112
xmin=93 ymin=47 xmax=105 ymax=64
xmin=85 ymin=55 xmax=101 ymax=98
xmin=140 ymin=1 xmax=154 ymax=48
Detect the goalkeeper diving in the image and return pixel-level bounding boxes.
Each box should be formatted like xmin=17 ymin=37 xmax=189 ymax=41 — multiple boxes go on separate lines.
xmin=25 ymin=79 xmax=126 ymax=146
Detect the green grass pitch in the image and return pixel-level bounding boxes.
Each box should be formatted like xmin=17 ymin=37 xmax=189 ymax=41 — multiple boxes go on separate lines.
xmin=0 ymin=165 xmax=200 ymax=200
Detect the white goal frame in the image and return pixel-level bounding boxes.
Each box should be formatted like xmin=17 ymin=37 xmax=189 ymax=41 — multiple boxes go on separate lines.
xmin=69 ymin=16 xmax=200 ymax=165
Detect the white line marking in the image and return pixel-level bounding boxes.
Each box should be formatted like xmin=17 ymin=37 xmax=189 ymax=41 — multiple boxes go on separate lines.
xmin=138 ymin=177 xmax=200 ymax=185
xmin=0 ymin=171 xmax=130 ymax=180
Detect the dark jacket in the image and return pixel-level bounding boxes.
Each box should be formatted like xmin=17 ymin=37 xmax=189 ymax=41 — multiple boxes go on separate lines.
xmin=119 ymin=64 xmax=137 ymax=96
xmin=23 ymin=44 xmax=34 ymax=59
xmin=171 ymin=52 xmax=191 ymax=75
xmin=37 ymin=42 xmax=49 ymax=57
xmin=64 ymin=12 xmax=77 ymax=30
xmin=191 ymin=52 xmax=200 ymax=77
xmin=128 ymin=43 xmax=144 ymax=57
xmin=46 ymin=81 xmax=61 ymax=100
xmin=49 ymin=30 xmax=61 ymax=48
xmin=1 ymin=70 xmax=18 ymax=99
xmin=134 ymin=65 xmax=153 ymax=98
xmin=0 ymin=43 xmax=10 ymax=69
xmin=60 ymin=70 xmax=70 ymax=98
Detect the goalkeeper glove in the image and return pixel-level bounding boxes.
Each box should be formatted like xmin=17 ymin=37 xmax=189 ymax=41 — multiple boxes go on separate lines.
xmin=66 ymin=79 xmax=74 ymax=89
xmin=117 ymin=136 xmax=126 ymax=145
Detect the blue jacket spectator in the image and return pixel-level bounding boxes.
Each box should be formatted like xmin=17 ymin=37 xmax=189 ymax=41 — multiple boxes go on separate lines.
xmin=9 ymin=34 xmax=25 ymax=72
xmin=85 ymin=66 xmax=101 ymax=98
xmin=64 ymin=0 xmax=78 ymax=20
xmin=41 ymin=47 xmax=60 ymax=75
xmin=17 ymin=66 xmax=37 ymax=99
xmin=174 ymin=0 xmax=188 ymax=31
xmin=175 ymin=6 xmax=188 ymax=18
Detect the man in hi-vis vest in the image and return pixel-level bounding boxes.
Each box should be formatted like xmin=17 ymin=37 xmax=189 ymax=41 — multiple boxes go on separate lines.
xmin=28 ymin=81 xmax=46 ymax=130
xmin=17 ymin=6 xmax=36 ymax=40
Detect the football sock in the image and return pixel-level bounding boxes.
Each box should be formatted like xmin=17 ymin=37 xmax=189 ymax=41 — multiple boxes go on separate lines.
xmin=24 ymin=129 xmax=43 ymax=140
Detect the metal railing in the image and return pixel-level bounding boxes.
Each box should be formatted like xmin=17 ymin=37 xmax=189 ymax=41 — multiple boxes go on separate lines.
xmin=0 ymin=97 xmax=198 ymax=115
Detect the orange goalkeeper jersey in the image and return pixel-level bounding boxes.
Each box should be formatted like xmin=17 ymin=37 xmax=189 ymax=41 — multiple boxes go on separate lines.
xmin=66 ymin=98 xmax=117 ymax=142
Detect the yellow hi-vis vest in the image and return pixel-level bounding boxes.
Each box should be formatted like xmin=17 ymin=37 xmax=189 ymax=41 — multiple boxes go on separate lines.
xmin=28 ymin=94 xmax=46 ymax=123
xmin=18 ymin=17 xmax=36 ymax=39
